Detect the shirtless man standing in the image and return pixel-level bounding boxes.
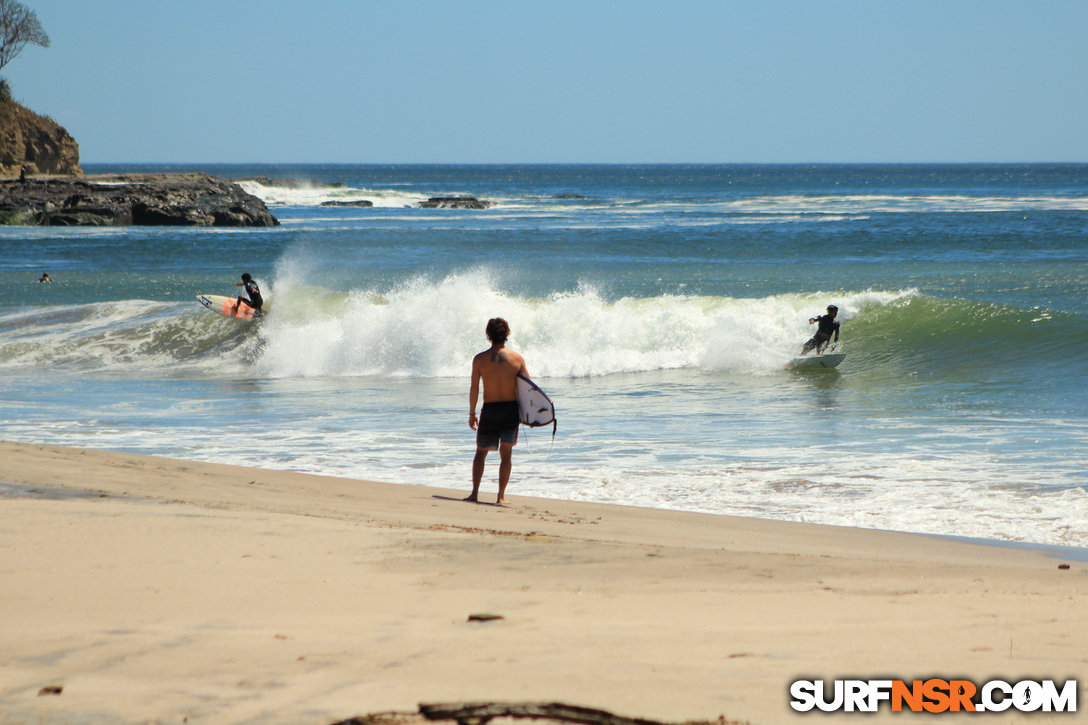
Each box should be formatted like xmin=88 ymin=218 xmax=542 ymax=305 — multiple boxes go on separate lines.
xmin=467 ymin=317 xmax=528 ymax=505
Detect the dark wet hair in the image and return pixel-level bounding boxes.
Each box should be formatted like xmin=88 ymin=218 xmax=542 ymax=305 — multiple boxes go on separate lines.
xmin=486 ymin=317 xmax=510 ymax=345
xmin=827 ymin=305 xmax=838 ymax=312
xmin=241 ymin=273 xmax=252 ymax=282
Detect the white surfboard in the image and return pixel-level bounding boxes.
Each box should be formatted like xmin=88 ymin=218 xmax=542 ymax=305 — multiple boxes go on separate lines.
xmin=516 ymin=373 xmax=556 ymax=432
xmin=787 ymin=352 xmax=845 ymax=369
xmin=197 ymin=294 xmax=263 ymax=321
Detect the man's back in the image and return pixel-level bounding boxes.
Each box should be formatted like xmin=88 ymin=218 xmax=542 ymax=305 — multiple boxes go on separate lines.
xmin=473 ymin=344 xmax=526 ymax=403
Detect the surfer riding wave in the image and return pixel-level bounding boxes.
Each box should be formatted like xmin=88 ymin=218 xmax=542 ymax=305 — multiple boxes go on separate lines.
xmin=801 ymin=305 xmax=840 ymax=355
xmin=234 ymin=273 xmax=263 ymax=313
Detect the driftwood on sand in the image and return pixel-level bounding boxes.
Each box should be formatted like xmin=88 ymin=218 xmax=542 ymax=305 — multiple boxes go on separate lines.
xmin=332 ymin=702 xmax=747 ymax=725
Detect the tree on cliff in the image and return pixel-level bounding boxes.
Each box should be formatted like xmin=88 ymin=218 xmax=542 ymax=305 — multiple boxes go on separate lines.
xmin=0 ymin=0 xmax=48 ymax=74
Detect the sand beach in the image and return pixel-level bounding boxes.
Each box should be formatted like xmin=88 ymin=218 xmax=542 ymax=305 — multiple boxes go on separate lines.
xmin=0 ymin=440 xmax=1084 ymax=724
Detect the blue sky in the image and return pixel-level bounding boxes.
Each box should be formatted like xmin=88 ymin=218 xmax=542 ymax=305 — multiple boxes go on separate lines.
xmin=8 ymin=0 xmax=1088 ymax=164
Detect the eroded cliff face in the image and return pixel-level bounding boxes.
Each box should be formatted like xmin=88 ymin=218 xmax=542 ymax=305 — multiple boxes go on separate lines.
xmin=0 ymin=98 xmax=81 ymax=176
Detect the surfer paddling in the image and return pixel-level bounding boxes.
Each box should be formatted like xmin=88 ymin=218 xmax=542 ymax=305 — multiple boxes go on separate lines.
xmin=801 ymin=304 xmax=840 ymax=355
xmin=468 ymin=317 xmax=528 ymax=505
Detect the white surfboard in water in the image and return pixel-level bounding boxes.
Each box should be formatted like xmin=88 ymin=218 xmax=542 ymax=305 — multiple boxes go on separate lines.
xmin=787 ymin=352 xmax=845 ymax=368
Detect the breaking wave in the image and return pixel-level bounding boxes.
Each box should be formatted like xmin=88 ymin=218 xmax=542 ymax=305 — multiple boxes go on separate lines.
xmin=3 ymin=271 xmax=1084 ymax=383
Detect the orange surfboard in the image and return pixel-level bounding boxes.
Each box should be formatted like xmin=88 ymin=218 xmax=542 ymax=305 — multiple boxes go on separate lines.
xmin=197 ymin=294 xmax=262 ymax=321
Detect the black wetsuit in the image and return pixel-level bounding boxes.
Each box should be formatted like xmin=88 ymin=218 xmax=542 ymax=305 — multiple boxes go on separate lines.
xmin=239 ymin=280 xmax=263 ymax=310
xmin=802 ymin=314 xmax=840 ymax=355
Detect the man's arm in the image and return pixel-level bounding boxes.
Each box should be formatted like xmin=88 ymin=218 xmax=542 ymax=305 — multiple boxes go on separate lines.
xmin=469 ymin=356 xmax=482 ymax=430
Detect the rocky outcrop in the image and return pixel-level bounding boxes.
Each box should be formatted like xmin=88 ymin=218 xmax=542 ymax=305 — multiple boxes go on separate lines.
xmin=417 ymin=196 xmax=493 ymax=209
xmin=0 ymin=99 xmax=81 ymax=177
xmin=320 ymin=199 xmax=373 ymax=207
xmin=0 ymin=172 xmax=279 ymax=226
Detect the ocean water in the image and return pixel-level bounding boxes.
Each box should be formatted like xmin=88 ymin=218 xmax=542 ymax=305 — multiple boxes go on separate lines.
xmin=2 ymin=164 xmax=1086 ymax=548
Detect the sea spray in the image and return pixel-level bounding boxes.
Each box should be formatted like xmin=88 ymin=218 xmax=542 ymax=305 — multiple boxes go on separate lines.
xmin=255 ymin=272 xmax=913 ymax=378
xmin=237 ymin=179 xmax=426 ymax=209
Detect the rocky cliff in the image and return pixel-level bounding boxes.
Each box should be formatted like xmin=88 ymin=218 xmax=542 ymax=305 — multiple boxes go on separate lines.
xmin=0 ymin=98 xmax=81 ymax=177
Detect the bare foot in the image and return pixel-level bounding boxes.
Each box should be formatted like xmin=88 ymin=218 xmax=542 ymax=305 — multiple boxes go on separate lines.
xmin=496 ymin=497 xmax=508 ymax=506
xmin=463 ymin=494 xmax=479 ymax=502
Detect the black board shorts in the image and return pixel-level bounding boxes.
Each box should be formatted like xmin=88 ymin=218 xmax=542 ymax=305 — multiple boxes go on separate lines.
xmin=477 ymin=401 xmax=520 ymax=450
